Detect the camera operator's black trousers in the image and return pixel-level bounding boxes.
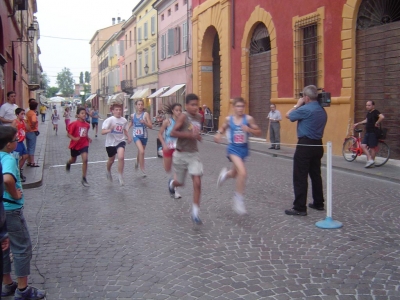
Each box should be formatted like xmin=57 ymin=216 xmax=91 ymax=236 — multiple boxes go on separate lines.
xmin=292 ymin=137 xmax=325 ymax=212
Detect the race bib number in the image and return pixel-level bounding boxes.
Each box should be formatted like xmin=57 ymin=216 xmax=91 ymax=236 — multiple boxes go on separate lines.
xmin=79 ymin=127 xmax=87 ymax=137
xmin=167 ymin=138 xmax=177 ymax=149
xmin=112 ymin=124 xmax=124 ymax=134
xmin=233 ymin=130 xmax=245 ymax=144
xmin=134 ymin=126 xmax=144 ymax=136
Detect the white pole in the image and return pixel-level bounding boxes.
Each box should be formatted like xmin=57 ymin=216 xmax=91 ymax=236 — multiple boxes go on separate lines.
xmin=327 ymin=141 xmax=332 ymax=218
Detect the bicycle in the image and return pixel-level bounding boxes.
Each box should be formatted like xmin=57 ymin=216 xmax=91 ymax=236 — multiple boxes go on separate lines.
xmin=342 ymin=128 xmax=390 ymax=167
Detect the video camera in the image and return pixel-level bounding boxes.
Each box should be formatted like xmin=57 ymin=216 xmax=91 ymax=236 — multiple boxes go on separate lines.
xmin=299 ymin=89 xmax=331 ymax=107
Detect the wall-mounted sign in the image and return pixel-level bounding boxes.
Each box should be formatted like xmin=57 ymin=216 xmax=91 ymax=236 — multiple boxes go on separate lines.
xmin=201 ymin=66 xmax=213 ymax=72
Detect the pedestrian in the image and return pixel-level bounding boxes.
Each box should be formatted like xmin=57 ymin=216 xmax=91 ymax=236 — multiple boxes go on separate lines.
xmin=101 ymin=102 xmax=131 ymax=186
xmin=63 ymin=107 xmax=71 ymax=130
xmin=129 ymin=99 xmax=152 ymax=177
xmin=39 ymin=104 xmax=47 ymax=123
xmin=169 ymin=94 xmax=203 ymax=225
xmin=157 ymin=103 xmax=183 ymax=199
xmin=0 ymin=91 xmax=18 ymax=126
xmin=198 ymin=107 xmax=204 ymax=133
xmin=25 ymin=100 xmax=40 ymax=168
xmin=267 ymin=104 xmax=282 ymax=150
xmin=214 ymin=97 xmax=261 ymax=215
xmin=0 ymin=126 xmax=46 ymax=300
xmin=284 ymin=85 xmax=327 ymax=216
xmin=11 ymin=108 xmax=29 ymax=182
xmin=90 ymin=106 xmax=99 ymax=137
xmin=65 ymin=107 xmax=92 ymax=187
xmin=51 ymin=109 xmax=60 ymax=135
xmin=202 ymin=104 xmax=212 ymax=133
xmin=353 ymin=100 xmax=385 ymax=168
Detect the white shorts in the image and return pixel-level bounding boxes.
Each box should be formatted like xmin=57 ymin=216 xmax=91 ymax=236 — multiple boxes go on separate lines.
xmin=173 ymin=151 xmax=203 ymax=184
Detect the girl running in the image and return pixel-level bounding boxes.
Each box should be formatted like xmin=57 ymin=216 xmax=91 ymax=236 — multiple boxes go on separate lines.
xmin=63 ymin=107 xmax=71 ymax=130
xmin=129 ymin=99 xmax=152 ymax=176
xmin=51 ymin=109 xmax=60 ymax=135
xmin=157 ymin=103 xmax=182 ymax=198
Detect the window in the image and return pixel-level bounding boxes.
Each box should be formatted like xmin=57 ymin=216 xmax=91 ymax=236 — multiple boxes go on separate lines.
xmin=138 ymin=27 xmax=142 ymax=44
xmin=161 ymin=14 xmax=164 ymax=21
xmin=167 ymin=28 xmax=174 ymax=56
xmin=129 ymin=31 xmax=132 ymax=47
xmin=161 ymin=34 xmax=166 ymax=60
xmin=168 ymin=9 xmax=171 ymax=16
xmin=144 ymin=22 xmax=148 ymax=40
xmin=182 ymin=22 xmax=188 ymax=51
xmin=151 ymin=46 xmax=155 ymax=72
xmin=144 ymin=49 xmax=149 ymax=73
xmin=138 ymin=53 xmax=142 ymax=77
xmin=125 ymin=34 xmax=128 ymax=49
xmin=151 ymin=16 xmax=155 ymax=35
xmin=302 ymin=24 xmax=318 ymax=87
xmin=119 ymin=40 xmax=124 ymax=56
xmin=174 ymin=26 xmax=180 ymax=54
xmin=175 ymin=3 xmax=179 ymax=11
xmin=134 ymin=27 xmax=136 ymax=45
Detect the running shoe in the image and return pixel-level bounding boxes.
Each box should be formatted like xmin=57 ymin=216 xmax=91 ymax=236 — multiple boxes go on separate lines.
xmin=168 ymin=179 xmax=175 ymax=196
xmin=217 ymin=167 xmax=228 ymax=188
xmin=365 ymin=160 xmax=375 ymax=168
xmin=191 ymin=214 xmax=203 ymax=225
xmin=174 ymin=188 xmax=182 ymax=199
xmin=1 ymin=281 xmax=17 ymax=297
xmin=118 ymin=174 xmax=124 ymax=186
xmin=141 ymin=169 xmax=147 ymax=178
xmin=233 ymin=197 xmax=247 ymax=215
xmin=106 ymin=171 xmax=113 ymax=182
xmin=66 ymin=161 xmax=71 ymax=172
xmin=14 ymin=285 xmax=46 ymax=300
xmin=81 ymin=177 xmax=90 ymax=187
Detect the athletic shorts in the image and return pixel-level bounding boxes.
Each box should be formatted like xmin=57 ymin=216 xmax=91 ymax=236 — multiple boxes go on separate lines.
xmin=227 ymin=144 xmax=249 ymax=161
xmin=106 ymin=141 xmax=126 ymax=158
xmin=133 ymin=137 xmax=148 ymax=145
xmin=15 ymin=142 xmax=27 ymax=156
xmin=163 ymin=148 xmax=175 ymax=158
xmin=71 ymin=146 xmax=89 ymax=158
xmin=173 ymin=151 xmax=203 ymax=185
xmin=91 ymin=122 xmax=98 ymax=130
xmin=362 ymin=132 xmax=378 ymax=148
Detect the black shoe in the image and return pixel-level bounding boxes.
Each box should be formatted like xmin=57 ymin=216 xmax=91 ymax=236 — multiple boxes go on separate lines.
xmin=285 ymin=208 xmax=307 ymax=216
xmin=308 ymin=203 xmax=324 ymax=211
xmin=274 ymin=148 xmax=280 ymax=150
xmin=66 ymin=161 xmax=71 ymax=172
xmin=268 ymin=146 xmax=275 ymax=149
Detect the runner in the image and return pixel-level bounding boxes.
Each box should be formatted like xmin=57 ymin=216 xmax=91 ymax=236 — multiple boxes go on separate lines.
xmin=65 ymin=107 xmax=92 ymax=187
xmin=168 ymin=94 xmax=203 ymax=225
xmin=90 ymin=106 xmax=100 ymax=137
xmin=214 ymin=97 xmax=261 ymax=215
xmin=157 ymin=103 xmax=182 ymax=199
xmin=101 ymin=101 xmax=131 ymax=186
xmin=129 ymin=99 xmax=152 ymax=177
xmin=11 ymin=108 xmax=29 ymax=182
xmin=63 ymin=107 xmax=71 ymax=131
xmin=51 ymin=109 xmax=60 ymax=135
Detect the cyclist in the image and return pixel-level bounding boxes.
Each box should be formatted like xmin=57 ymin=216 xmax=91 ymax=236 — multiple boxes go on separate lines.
xmin=353 ymin=100 xmax=385 ymax=168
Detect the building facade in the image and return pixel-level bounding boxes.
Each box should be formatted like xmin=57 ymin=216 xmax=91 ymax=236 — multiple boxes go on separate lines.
xmin=192 ymin=0 xmax=400 ymax=158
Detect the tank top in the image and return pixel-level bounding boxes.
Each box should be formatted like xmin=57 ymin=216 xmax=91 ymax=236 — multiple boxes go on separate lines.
xmin=132 ymin=112 xmax=148 ymax=138
xmin=176 ymin=112 xmax=202 ymax=152
xmin=16 ymin=120 xmax=26 ymax=142
xmin=164 ymin=118 xmax=177 ymax=149
xmin=228 ymin=115 xmax=248 ymax=147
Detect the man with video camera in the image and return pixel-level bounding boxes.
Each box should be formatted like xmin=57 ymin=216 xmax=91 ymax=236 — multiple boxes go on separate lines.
xmin=284 ymin=85 xmax=327 ymax=216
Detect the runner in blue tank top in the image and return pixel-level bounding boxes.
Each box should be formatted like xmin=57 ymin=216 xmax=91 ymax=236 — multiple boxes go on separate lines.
xmin=214 ymin=97 xmax=261 ymax=215
xmin=158 ymin=103 xmax=182 ymax=198
xmin=129 ymin=99 xmax=152 ymax=176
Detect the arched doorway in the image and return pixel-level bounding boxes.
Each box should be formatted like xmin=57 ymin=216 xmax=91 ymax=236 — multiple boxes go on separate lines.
xmin=248 ymin=23 xmax=271 ymax=137
xmin=355 ymin=0 xmax=400 ymax=158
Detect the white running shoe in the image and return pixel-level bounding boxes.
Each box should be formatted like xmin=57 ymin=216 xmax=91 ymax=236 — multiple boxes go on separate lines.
xmin=106 ymin=171 xmax=113 ymax=182
xmin=174 ymin=188 xmax=182 ymax=199
xmin=233 ymin=197 xmax=247 ymax=215
xmin=118 ymin=174 xmax=124 ymax=186
xmin=217 ymin=167 xmax=228 ymax=188
xmin=141 ymin=169 xmax=147 ymax=178
xmin=365 ymin=160 xmax=375 ymax=168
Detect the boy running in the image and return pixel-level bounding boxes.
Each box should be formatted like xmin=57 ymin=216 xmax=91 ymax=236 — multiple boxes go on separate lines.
xmin=101 ymin=102 xmax=131 ymax=186
xmin=63 ymin=107 xmax=71 ymax=130
xmin=214 ymin=97 xmax=261 ymax=215
xmin=11 ymin=108 xmax=29 ymax=182
xmin=168 ymin=94 xmax=203 ymax=224
xmin=0 ymin=126 xmax=46 ymax=300
xmin=65 ymin=107 xmax=92 ymax=187
xmin=90 ymin=106 xmax=99 ymax=137
xmin=51 ymin=109 xmax=60 ymax=135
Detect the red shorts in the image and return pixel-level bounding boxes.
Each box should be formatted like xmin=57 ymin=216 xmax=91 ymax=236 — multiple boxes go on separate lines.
xmin=163 ymin=148 xmax=175 ymax=158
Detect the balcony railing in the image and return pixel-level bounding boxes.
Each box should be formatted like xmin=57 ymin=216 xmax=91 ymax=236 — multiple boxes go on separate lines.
xmin=121 ymin=80 xmax=134 ymax=94
xmin=28 ymin=73 xmax=41 ymax=91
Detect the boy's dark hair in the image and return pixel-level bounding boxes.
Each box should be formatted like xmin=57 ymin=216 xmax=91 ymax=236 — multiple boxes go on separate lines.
xmin=232 ymin=97 xmax=245 ymax=106
xmin=29 ymin=101 xmax=38 ymax=110
xmin=163 ymin=103 xmax=182 ymax=115
xmin=0 ymin=126 xmax=17 ymax=149
xmin=77 ymin=107 xmax=86 ymax=115
xmin=15 ymin=108 xmax=25 ymax=115
xmin=28 ymin=98 xmax=36 ymax=103
xmin=7 ymin=91 xmax=16 ymax=98
xmin=111 ymin=103 xmax=123 ymax=110
xmin=186 ymin=93 xmax=199 ymax=104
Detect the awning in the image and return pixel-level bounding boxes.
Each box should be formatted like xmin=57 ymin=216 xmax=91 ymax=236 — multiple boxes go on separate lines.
xmin=160 ymin=84 xmax=185 ymax=97
xmin=130 ymin=88 xmax=149 ymax=99
xmin=148 ymin=86 xmax=169 ymax=98
xmin=85 ymin=94 xmax=97 ymax=102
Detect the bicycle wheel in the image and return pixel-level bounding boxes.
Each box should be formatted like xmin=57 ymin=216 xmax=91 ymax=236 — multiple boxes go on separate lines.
xmin=342 ymin=137 xmax=358 ymax=162
xmin=374 ymin=141 xmax=390 ymax=167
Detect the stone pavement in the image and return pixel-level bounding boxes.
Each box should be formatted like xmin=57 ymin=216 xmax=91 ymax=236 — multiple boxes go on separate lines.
xmin=13 ymin=118 xmax=400 ymax=300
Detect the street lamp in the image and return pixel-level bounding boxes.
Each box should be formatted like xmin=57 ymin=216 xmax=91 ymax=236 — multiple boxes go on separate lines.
xmin=12 ymin=24 xmax=36 ymax=43
xmin=144 ymin=64 xmax=149 ymax=75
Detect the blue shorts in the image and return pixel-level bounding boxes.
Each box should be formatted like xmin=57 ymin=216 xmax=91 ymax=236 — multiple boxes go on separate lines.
xmin=15 ymin=142 xmax=27 ymax=156
xmin=25 ymin=132 xmax=37 ymax=155
xmin=71 ymin=146 xmax=89 ymax=158
xmin=362 ymin=132 xmax=378 ymax=148
xmin=134 ymin=137 xmax=148 ymax=145
xmin=227 ymin=144 xmax=249 ymax=161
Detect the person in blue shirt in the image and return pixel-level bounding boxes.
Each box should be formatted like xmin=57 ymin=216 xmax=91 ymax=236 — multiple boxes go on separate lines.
xmin=214 ymin=97 xmax=261 ymax=215
xmin=0 ymin=162 xmax=10 ymax=298
xmin=0 ymin=126 xmax=46 ymax=299
xmin=284 ymin=85 xmax=327 ymax=216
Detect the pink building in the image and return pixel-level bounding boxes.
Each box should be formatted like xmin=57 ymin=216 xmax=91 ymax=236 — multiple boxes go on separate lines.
xmin=152 ymin=0 xmax=193 ymax=110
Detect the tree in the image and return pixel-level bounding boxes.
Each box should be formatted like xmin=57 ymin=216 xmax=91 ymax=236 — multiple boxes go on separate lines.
xmin=56 ymin=67 xmax=75 ymax=96
xmin=40 ymin=73 xmax=50 ymax=92
xmin=46 ymin=86 xmax=59 ymax=98
xmin=85 ymin=71 xmax=90 ymax=84
xmin=79 ymin=72 xmax=84 ymax=84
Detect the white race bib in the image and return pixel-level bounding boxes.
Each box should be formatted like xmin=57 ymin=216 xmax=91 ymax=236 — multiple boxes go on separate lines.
xmin=134 ymin=126 xmax=144 ymax=136
xmin=233 ymin=130 xmax=245 ymax=144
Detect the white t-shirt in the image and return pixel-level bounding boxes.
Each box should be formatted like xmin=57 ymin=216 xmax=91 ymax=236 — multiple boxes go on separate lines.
xmin=102 ymin=116 xmax=128 ymax=147
xmin=0 ymin=102 xmax=18 ymax=126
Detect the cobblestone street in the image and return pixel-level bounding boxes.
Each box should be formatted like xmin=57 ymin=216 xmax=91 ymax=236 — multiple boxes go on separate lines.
xmin=17 ymin=120 xmax=400 ymax=300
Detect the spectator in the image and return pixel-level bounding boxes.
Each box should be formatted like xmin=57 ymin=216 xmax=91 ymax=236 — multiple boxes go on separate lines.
xmin=25 ymin=100 xmax=40 ymax=167
xmin=39 ymin=104 xmax=47 ymax=123
xmin=0 ymin=91 xmax=18 ymax=126
xmin=0 ymin=162 xmax=10 ymax=297
xmin=267 ymin=104 xmax=282 ymax=150
xmin=202 ymin=104 xmax=212 ymax=132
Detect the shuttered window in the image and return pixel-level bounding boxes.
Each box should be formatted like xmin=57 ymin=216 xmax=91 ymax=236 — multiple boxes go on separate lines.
xmin=167 ymin=28 xmax=174 ymax=56
xmin=138 ymin=27 xmax=142 ymax=44
xmin=161 ymin=34 xmax=166 ymax=60
xmin=174 ymin=26 xmax=180 ymax=54
xmin=144 ymin=22 xmax=148 ymax=40
xmin=151 ymin=46 xmax=156 ymax=72
xmin=151 ymin=16 xmax=155 ymax=35
xmin=182 ymin=22 xmax=188 ymax=51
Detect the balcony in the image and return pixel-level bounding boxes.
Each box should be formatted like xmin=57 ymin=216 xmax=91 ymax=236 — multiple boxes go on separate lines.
xmin=121 ymin=80 xmax=134 ymax=94
xmin=28 ymin=73 xmax=41 ymax=91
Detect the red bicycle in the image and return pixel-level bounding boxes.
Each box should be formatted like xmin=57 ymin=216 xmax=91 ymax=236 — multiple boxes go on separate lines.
xmin=342 ymin=128 xmax=390 ymax=167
